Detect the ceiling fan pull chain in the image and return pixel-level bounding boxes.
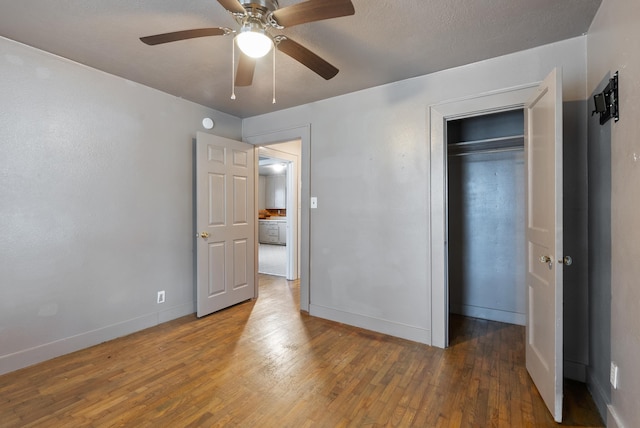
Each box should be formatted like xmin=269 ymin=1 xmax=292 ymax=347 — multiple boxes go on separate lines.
xmin=231 ymin=39 xmax=236 ymax=100
xmin=272 ymin=45 xmax=276 ymax=104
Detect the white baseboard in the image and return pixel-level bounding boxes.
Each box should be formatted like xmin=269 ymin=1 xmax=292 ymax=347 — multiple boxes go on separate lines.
xmin=309 ymin=304 xmax=431 ymax=345
xmin=450 ymin=304 xmax=526 ymax=326
xmin=607 ymin=404 xmax=624 ymax=428
xmin=0 ymin=301 xmax=195 ymax=376
xmin=158 ymin=301 xmax=195 ymax=324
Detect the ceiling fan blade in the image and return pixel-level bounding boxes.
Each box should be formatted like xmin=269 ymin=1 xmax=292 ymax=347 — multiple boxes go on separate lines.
xmin=235 ymin=52 xmax=256 ymax=87
xmin=140 ymin=28 xmax=228 ymax=45
xmin=217 ymin=0 xmax=246 ymax=15
xmin=271 ymin=0 xmax=355 ymax=28
xmin=277 ymin=37 xmax=338 ymax=80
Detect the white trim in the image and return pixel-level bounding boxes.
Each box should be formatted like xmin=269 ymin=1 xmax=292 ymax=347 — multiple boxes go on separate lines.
xmin=258 ymin=146 xmax=299 ymax=280
xmin=309 ymin=304 xmax=431 ymax=344
xmin=244 ymin=125 xmax=311 ymax=312
xmin=607 ymin=405 xmax=624 ymax=428
xmin=450 ymin=304 xmax=526 ymax=326
xmin=0 ymin=302 xmax=193 ymax=376
xmin=429 ymin=84 xmax=539 ymax=348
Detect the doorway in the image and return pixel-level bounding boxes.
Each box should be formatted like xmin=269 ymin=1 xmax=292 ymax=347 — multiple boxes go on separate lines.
xmin=258 ymin=155 xmax=291 ymax=278
xmin=257 ymin=141 xmax=301 ymax=281
xmin=446 ymin=110 xmax=525 ymax=342
xmin=245 ymin=125 xmax=310 ymax=312
xmin=429 ymin=84 xmax=539 ymax=348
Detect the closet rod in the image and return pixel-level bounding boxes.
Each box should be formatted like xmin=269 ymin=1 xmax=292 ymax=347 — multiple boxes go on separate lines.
xmin=448 ymin=134 xmax=524 ymax=148
xmin=448 ymin=146 xmax=524 ymax=157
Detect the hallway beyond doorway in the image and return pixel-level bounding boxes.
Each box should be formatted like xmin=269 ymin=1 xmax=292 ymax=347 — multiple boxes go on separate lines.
xmin=258 ymin=243 xmax=286 ymax=276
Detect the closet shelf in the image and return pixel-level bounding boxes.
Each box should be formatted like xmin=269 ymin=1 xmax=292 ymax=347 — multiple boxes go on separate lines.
xmin=448 ymin=134 xmax=524 ymax=156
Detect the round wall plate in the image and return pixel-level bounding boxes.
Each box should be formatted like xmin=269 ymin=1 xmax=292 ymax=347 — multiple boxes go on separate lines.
xmin=202 ymin=117 xmax=215 ymax=129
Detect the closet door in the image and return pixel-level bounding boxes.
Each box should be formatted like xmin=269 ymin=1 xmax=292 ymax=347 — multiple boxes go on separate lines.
xmin=524 ymin=68 xmax=563 ymax=423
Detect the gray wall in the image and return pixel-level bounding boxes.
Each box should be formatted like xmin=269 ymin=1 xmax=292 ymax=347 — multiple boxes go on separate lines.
xmin=587 ymin=78 xmax=612 ymax=418
xmin=448 ymin=149 xmax=526 ymax=324
xmin=243 ymin=37 xmax=589 ymax=357
xmin=4 ymin=14 xmax=633 ymax=421
xmin=562 ymin=100 xmax=590 ymax=381
xmin=0 ymin=37 xmax=242 ymax=374
xmin=587 ymin=0 xmax=640 ymax=425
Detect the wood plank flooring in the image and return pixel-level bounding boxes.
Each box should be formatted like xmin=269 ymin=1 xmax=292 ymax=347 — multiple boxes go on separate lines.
xmin=0 ymin=275 xmax=603 ymax=427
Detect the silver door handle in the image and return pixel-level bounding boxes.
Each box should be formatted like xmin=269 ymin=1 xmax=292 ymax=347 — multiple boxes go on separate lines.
xmin=539 ymin=255 xmax=553 ymax=270
xmin=559 ymin=256 xmax=573 ymax=266
xmin=539 ymin=255 xmax=552 ymax=263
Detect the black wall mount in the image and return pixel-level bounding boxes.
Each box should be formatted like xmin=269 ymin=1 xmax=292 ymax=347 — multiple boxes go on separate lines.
xmin=592 ymin=71 xmax=619 ymax=125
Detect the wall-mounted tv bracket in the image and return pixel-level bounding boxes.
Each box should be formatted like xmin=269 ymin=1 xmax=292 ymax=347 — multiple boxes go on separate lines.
xmin=592 ymin=71 xmax=619 ymax=125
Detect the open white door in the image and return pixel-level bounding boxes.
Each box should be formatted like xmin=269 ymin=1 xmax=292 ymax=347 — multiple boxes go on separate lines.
xmin=524 ymin=68 xmax=563 ymax=422
xmin=196 ymin=132 xmax=255 ymax=317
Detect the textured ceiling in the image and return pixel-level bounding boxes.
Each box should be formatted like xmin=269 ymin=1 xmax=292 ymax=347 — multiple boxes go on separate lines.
xmin=0 ymin=0 xmax=601 ymax=118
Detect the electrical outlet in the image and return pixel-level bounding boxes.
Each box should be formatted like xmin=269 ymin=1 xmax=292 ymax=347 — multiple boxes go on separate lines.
xmin=610 ymin=362 xmax=619 ymax=389
xmin=157 ymin=290 xmax=165 ymax=304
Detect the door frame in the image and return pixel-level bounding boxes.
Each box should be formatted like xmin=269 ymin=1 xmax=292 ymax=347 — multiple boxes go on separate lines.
xmin=258 ymin=146 xmax=300 ymax=280
xmin=244 ymin=125 xmax=311 ymax=312
xmin=428 ymin=84 xmax=539 ymax=348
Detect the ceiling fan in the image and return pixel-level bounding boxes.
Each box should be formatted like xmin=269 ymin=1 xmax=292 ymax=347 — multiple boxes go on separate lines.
xmin=140 ymin=0 xmax=355 ymax=89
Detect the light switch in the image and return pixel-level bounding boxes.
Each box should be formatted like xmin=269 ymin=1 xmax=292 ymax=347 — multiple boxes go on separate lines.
xmin=611 ymin=362 xmax=619 ymax=389
xmin=310 ymin=197 xmax=318 ymax=209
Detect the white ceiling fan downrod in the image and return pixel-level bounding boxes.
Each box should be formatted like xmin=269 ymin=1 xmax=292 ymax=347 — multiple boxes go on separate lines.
xmin=231 ymin=39 xmax=237 ymax=100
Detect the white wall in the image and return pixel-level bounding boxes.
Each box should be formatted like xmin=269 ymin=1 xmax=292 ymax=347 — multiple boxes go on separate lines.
xmin=0 ymin=37 xmax=242 ymax=375
xmin=587 ymin=0 xmax=640 ymax=426
xmin=244 ymin=37 xmax=588 ymax=346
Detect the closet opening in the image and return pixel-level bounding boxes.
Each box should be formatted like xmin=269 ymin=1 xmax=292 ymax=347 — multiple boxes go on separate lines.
xmin=446 ymin=109 xmax=525 ymax=342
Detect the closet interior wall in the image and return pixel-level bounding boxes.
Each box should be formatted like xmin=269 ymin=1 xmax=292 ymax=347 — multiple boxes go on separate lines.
xmin=447 ymin=109 xmax=526 ymax=326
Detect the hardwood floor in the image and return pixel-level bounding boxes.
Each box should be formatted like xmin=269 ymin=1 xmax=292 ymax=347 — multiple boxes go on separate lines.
xmin=1 ymin=275 xmax=603 ymax=427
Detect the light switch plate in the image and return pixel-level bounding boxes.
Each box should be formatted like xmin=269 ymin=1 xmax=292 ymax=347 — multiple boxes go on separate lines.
xmin=310 ymin=197 xmax=318 ymax=209
xmin=610 ymin=362 xmax=619 ymax=389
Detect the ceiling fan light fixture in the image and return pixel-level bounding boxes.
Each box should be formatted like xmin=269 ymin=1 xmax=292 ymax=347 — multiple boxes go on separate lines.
xmin=236 ymin=22 xmax=272 ymax=59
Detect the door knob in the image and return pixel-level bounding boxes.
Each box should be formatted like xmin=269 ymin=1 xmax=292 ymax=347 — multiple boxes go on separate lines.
xmin=200 ymin=232 xmax=210 ymax=239
xmin=539 ymin=255 xmax=553 ymax=270
xmin=559 ymin=256 xmax=573 ymax=266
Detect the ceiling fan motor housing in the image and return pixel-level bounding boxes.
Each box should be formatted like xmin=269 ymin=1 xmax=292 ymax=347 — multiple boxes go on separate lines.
xmin=237 ymin=0 xmax=281 ymax=34
xmin=241 ymin=0 xmax=279 ymax=17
